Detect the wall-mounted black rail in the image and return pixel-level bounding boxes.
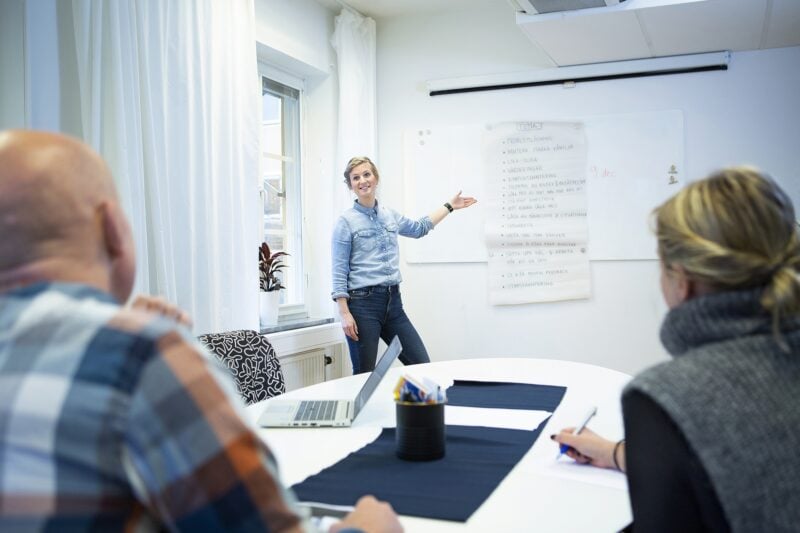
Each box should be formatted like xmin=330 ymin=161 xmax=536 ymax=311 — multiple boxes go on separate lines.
xmin=429 ymin=63 xmax=728 ymax=97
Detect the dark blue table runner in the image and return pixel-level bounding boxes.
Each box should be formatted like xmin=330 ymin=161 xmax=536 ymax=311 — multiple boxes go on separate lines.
xmin=291 ymin=381 xmax=566 ymax=522
xmin=447 ymin=380 xmax=566 ymax=412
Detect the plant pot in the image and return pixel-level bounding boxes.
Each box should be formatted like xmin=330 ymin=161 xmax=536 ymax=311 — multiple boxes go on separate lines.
xmin=259 ymin=290 xmax=281 ymax=326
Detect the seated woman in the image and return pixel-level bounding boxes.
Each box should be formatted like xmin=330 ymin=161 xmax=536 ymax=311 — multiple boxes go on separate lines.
xmin=553 ymin=167 xmax=800 ymax=532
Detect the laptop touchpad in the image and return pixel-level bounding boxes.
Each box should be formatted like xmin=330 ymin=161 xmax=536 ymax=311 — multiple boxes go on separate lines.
xmin=265 ymin=403 xmax=295 ymax=414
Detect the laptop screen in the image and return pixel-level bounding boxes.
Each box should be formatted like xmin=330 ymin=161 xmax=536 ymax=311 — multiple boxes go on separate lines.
xmin=353 ymin=336 xmax=402 ymax=418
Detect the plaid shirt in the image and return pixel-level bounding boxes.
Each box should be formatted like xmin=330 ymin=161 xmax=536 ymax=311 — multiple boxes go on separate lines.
xmin=0 ymin=282 xmax=304 ymax=531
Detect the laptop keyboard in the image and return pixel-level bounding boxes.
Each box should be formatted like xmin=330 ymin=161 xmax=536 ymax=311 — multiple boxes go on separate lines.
xmin=294 ymin=400 xmax=339 ymax=422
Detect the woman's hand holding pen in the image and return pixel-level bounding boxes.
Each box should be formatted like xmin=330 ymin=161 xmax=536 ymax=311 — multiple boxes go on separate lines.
xmin=551 ymin=427 xmax=621 ymax=470
xmin=449 ymin=190 xmax=477 ymax=210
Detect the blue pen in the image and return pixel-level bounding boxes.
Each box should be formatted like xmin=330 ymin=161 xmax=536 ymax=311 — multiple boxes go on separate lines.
xmin=557 ymin=406 xmax=597 ymax=459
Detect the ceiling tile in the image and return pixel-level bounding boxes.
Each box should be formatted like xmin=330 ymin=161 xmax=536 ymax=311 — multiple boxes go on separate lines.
xmin=518 ymin=10 xmax=651 ymax=65
xmin=762 ymin=0 xmax=800 ymax=49
xmin=639 ymin=0 xmax=767 ymax=56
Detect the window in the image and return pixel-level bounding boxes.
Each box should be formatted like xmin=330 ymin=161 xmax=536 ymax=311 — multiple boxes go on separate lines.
xmin=260 ymin=66 xmax=304 ymax=316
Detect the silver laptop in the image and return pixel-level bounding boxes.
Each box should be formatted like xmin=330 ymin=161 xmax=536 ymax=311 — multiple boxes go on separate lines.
xmin=258 ymin=336 xmax=402 ymax=428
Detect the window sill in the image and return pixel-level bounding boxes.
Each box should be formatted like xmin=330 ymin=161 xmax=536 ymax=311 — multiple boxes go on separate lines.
xmin=260 ymin=318 xmax=342 ymax=362
xmin=260 ymin=317 xmax=334 ymax=335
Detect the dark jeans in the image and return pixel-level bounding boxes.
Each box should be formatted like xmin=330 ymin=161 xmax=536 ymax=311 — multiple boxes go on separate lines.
xmin=345 ymin=284 xmax=430 ymax=374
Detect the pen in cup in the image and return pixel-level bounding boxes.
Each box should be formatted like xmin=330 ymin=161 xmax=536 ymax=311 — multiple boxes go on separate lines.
xmin=556 ymin=406 xmax=597 ymax=460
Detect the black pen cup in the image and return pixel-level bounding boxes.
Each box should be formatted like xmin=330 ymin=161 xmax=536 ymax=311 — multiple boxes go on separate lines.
xmin=395 ymin=401 xmax=446 ymax=461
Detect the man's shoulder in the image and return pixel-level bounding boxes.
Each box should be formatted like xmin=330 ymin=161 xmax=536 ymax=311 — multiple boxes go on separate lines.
xmin=104 ymin=306 xmax=213 ymax=376
xmin=2 ymin=282 xmax=119 ymax=337
xmin=1 ymin=284 xmax=210 ymax=402
xmin=2 ymin=281 xmax=202 ymax=366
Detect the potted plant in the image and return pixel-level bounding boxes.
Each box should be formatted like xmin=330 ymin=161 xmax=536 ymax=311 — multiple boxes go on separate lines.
xmin=259 ymin=242 xmax=289 ymax=325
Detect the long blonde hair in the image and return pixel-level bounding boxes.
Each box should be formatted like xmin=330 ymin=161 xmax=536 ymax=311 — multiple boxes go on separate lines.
xmin=654 ymin=166 xmax=800 ymax=346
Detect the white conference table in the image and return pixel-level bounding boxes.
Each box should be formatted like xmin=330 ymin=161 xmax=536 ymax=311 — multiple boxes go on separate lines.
xmin=245 ymin=358 xmax=633 ymax=533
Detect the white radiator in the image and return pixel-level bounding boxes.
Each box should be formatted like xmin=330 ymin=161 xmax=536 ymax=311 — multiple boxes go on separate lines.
xmin=280 ymin=349 xmax=326 ymax=392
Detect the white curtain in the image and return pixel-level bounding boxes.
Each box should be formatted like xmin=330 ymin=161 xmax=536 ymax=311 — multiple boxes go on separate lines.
xmin=71 ymin=0 xmax=260 ymax=335
xmin=331 ymin=8 xmax=377 ymax=214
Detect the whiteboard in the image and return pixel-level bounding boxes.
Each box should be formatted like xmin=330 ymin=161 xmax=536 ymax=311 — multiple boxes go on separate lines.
xmin=403 ymin=110 xmax=684 ymax=263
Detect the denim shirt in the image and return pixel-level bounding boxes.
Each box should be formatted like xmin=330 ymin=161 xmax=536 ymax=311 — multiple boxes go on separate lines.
xmin=331 ymin=200 xmax=433 ymax=300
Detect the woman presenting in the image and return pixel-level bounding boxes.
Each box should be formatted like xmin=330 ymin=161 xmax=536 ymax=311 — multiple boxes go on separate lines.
xmin=332 ymin=156 xmax=477 ymax=374
xmin=553 ymin=167 xmax=800 ymax=531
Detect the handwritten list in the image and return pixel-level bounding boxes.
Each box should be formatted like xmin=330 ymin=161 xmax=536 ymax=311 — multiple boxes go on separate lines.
xmin=483 ymin=122 xmax=590 ymax=305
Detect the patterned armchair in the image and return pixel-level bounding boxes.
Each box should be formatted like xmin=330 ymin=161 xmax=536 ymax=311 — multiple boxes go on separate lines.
xmin=197 ymin=329 xmax=286 ymax=405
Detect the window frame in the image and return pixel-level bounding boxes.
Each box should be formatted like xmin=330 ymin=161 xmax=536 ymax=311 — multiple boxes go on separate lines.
xmin=258 ymin=62 xmax=307 ymax=320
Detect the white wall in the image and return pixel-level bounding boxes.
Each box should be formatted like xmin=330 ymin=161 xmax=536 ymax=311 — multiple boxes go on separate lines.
xmin=255 ymin=0 xmax=333 ymax=75
xmin=374 ymin=7 xmax=800 ymax=375
xmin=254 ymin=0 xmax=340 ymax=321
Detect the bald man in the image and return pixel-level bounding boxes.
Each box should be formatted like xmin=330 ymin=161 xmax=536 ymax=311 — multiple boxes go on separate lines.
xmin=0 ymin=131 xmax=401 ymax=532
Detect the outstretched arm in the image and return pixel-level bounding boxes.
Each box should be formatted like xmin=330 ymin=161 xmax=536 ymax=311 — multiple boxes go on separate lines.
xmin=429 ymin=191 xmax=477 ymax=226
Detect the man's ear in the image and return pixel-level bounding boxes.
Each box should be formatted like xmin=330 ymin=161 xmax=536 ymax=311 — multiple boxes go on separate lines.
xmin=98 ymin=199 xmax=136 ymax=303
xmin=99 ymin=201 xmax=125 ymax=259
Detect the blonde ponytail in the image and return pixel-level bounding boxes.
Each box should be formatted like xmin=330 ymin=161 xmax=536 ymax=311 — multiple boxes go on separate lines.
xmin=761 ymin=252 xmax=800 ymax=349
xmin=655 ymin=167 xmax=800 ymax=349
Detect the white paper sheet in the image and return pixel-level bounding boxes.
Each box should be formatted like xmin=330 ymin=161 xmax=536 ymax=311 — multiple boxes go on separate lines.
xmin=482 ymin=121 xmax=591 ymax=304
xmin=445 ymin=406 xmax=552 ymax=431
xmin=536 ymin=456 xmax=628 ymax=490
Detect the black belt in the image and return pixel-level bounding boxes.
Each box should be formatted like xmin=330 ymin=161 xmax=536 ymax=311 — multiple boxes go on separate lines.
xmin=349 ymin=284 xmax=398 ymax=295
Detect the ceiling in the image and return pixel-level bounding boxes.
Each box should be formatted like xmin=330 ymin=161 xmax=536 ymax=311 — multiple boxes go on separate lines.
xmin=314 ymin=0 xmax=497 ymax=19
xmin=516 ymin=0 xmax=800 ymax=65
xmin=314 ymin=0 xmax=800 ymax=66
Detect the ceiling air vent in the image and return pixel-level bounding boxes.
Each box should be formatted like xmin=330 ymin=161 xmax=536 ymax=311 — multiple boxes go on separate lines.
xmin=509 ymin=0 xmax=626 ymax=15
